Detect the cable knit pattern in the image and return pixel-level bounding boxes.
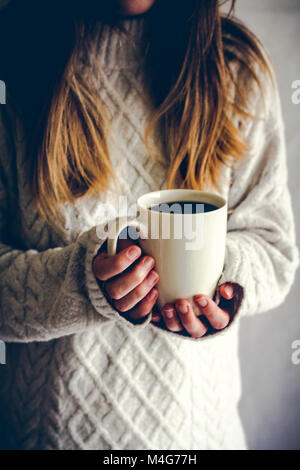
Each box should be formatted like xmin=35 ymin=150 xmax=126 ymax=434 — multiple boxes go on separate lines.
xmin=0 ymin=15 xmax=299 ymax=450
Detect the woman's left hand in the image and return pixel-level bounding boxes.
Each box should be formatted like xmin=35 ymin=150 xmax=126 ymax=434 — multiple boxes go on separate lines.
xmin=151 ymin=283 xmax=237 ymax=338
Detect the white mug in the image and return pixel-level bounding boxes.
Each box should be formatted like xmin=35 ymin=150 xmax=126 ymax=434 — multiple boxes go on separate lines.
xmin=106 ymin=189 xmax=227 ymax=314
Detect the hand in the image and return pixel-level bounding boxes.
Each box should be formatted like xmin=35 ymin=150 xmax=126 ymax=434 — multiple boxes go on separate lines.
xmin=151 ymin=283 xmax=238 ymax=338
xmin=92 ymin=239 xmax=159 ymax=323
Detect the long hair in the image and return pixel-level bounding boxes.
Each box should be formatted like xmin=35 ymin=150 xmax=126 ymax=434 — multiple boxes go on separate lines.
xmin=0 ymin=0 xmax=272 ymax=229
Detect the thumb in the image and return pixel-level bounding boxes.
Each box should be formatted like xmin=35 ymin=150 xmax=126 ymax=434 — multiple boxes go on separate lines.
xmin=219 ymin=283 xmax=235 ymax=300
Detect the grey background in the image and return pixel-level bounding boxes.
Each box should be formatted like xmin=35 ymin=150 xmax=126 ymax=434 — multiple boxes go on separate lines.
xmin=234 ymin=0 xmax=300 ymax=450
xmin=0 ymin=0 xmax=299 ymax=451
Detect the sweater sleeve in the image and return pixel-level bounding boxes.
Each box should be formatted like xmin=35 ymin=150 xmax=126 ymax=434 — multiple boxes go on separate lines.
xmin=0 ymin=105 xmax=151 ymax=344
xmin=213 ymin=72 xmax=299 ymax=322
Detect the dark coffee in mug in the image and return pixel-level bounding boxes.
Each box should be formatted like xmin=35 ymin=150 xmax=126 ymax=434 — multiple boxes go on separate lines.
xmin=149 ymin=200 xmax=218 ymax=214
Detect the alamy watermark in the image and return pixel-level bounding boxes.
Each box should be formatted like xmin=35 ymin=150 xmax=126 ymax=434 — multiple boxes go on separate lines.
xmin=291 ymin=80 xmax=300 ymax=105
xmin=95 ymin=196 xmax=206 ymax=251
xmin=291 ymin=340 xmax=300 ymax=365
xmin=0 ymin=340 xmax=5 ymax=365
xmin=0 ymin=80 xmax=6 ymax=104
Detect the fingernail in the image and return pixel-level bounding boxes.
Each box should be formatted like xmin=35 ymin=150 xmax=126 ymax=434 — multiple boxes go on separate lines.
xmin=225 ymin=286 xmax=233 ymax=297
xmin=152 ymin=314 xmax=160 ymax=322
xmin=144 ymin=257 xmax=154 ymax=269
xmin=163 ymin=308 xmax=174 ymax=318
xmin=148 ymin=271 xmax=159 ymax=284
xmin=127 ymin=245 xmax=140 ymax=259
xmin=148 ymin=289 xmax=158 ymax=300
xmin=177 ymin=303 xmax=188 ymax=314
xmin=195 ymin=296 xmax=208 ymax=308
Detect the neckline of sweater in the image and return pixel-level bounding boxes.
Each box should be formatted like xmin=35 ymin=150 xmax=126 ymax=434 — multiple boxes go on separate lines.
xmin=91 ymin=13 xmax=148 ymax=70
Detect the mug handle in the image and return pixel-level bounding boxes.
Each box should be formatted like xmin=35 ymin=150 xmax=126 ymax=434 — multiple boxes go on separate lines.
xmin=107 ymin=216 xmax=145 ymax=256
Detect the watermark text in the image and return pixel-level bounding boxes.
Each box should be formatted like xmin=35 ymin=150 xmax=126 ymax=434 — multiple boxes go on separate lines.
xmin=0 ymin=340 xmax=6 ymax=365
xmin=292 ymin=80 xmax=300 ymax=104
xmin=291 ymin=340 xmax=300 ymax=365
xmin=0 ymin=80 xmax=5 ymax=105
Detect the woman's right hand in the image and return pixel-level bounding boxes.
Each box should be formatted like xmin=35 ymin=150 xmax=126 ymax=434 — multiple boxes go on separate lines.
xmin=92 ymin=239 xmax=160 ymax=323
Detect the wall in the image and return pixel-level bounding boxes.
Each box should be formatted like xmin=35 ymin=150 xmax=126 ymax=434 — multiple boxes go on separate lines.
xmin=234 ymin=0 xmax=300 ymax=450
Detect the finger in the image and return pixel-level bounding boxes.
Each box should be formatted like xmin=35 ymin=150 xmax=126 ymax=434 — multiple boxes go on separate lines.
xmin=151 ymin=313 xmax=161 ymax=323
xmin=114 ymin=270 xmax=159 ymax=312
xmin=194 ymin=295 xmax=230 ymax=330
xmin=105 ymin=256 xmax=155 ymax=300
xmin=151 ymin=303 xmax=161 ymax=323
xmin=127 ymin=288 xmax=159 ymax=320
xmin=93 ymin=244 xmax=142 ymax=281
xmin=116 ymin=238 xmax=137 ymax=252
xmin=219 ymin=283 xmax=235 ymax=300
xmin=161 ymin=304 xmax=184 ymax=333
xmin=175 ymin=300 xmax=208 ymax=338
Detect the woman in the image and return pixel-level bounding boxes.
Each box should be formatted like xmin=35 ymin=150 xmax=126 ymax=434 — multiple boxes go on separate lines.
xmin=0 ymin=0 xmax=298 ymax=450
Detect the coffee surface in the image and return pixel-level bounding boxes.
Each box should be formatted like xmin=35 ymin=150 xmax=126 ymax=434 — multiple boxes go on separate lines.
xmin=149 ymin=201 xmax=218 ymax=214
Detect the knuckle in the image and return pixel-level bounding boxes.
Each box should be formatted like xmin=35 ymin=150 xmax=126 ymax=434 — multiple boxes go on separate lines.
xmin=139 ymin=303 xmax=152 ymax=316
xmin=165 ymin=319 xmax=182 ymax=332
xmin=92 ymin=261 xmax=105 ymax=280
xmin=187 ymin=321 xmax=208 ymax=338
xmin=114 ymin=300 xmax=128 ymax=313
xmin=143 ymin=291 xmax=158 ymax=308
xmin=182 ymin=318 xmax=194 ymax=329
xmin=213 ymin=318 xmax=229 ymax=330
xmin=132 ymin=303 xmax=150 ymax=319
xmin=97 ymin=271 xmax=111 ymax=282
xmin=205 ymin=309 xmax=217 ymax=322
xmin=114 ymin=256 xmax=126 ymax=272
xmin=133 ymin=266 xmax=146 ymax=284
xmin=105 ymin=283 xmax=122 ymax=300
xmin=136 ymin=283 xmax=148 ymax=299
xmin=192 ymin=329 xmax=206 ymax=338
xmin=145 ymin=288 xmax=158 ymax=304
xmin=94 ymin=269 xmax=105 ymax=281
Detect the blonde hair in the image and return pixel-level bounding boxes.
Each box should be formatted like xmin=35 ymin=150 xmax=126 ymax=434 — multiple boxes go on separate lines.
xmin=28 ymin=0 xmax=272 ymax=228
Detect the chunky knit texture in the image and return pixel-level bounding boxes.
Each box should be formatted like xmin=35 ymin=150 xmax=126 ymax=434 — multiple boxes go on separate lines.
xmin=0 ymin=15 xmax=299 ymax=450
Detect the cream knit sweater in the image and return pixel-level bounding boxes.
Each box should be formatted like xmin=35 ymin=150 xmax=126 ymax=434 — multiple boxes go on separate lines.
xmin=0 ymin=14 xmax=298 ymax=450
